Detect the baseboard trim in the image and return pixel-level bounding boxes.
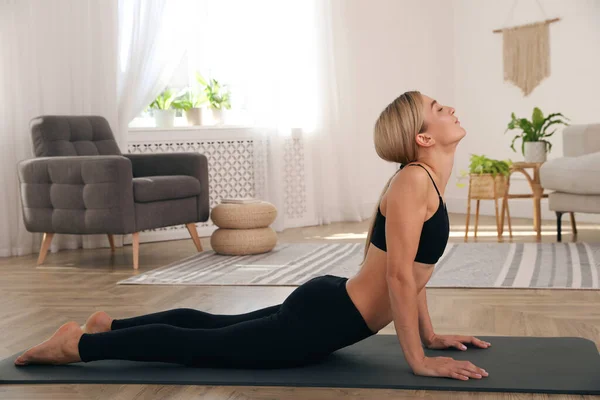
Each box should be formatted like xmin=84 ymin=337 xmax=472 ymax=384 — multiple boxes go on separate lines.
xmin=0 ymin=247 xmax=36 ymax=257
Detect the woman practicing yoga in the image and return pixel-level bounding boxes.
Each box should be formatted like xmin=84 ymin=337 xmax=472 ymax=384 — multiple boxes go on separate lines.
xmin=15 ymin=91 xmax=490 ymax=381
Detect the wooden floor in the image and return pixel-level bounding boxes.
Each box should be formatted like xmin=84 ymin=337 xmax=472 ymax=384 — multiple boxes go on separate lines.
xmin=1 ymin=213 xmax=599 ymax=400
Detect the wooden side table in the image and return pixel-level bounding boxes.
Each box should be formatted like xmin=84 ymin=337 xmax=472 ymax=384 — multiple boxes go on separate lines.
xmin=464 ymin=174 xmax=512 ymax=241
xmin=499 ymin=162 xmax=549 ymax=241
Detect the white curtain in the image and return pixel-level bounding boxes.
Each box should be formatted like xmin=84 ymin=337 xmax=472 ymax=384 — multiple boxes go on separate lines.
xmin=117 ymin=0 xmax=199 ymax=150
xmin=189 ymin=0 xmax=363 ymax=229
xmin=307 ymin=0 xmax=364 ymax=224
xmin=0 ymin=0 xmax=119 ymax=257
xmin=185 ymin=0 xmax=306 ymax=231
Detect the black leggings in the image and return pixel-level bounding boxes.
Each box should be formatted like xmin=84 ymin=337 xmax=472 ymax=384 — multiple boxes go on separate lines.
xmin=78 ymin=275 xmax=376 ymax=368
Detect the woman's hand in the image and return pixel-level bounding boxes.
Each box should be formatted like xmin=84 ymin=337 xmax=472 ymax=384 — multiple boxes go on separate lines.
xmin=412 ymin=356 xmax=489 ymax=381
xmin=425 ymin=334 xmax=491 ymax=351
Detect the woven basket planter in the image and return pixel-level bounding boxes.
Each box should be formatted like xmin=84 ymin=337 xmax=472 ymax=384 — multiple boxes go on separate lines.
xmin=210 ymin=227 xmax=277 ymax=256
xmin=211 ymin=202 xmax=277 ymax=229
xmin=469 ymin=174 xmax=508 ymax=199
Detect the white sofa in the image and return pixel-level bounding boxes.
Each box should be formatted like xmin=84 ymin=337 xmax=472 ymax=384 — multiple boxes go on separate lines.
xmin=540 ymin=123 xmax=600 ymax=241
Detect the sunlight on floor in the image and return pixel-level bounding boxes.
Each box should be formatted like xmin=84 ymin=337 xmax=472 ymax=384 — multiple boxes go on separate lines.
xmin=463 ymin=223 xmax=600 ymax=230
xmin=456 ymin=231 xmax=560 ymax=238
xmin=316 ymin=232 xmax=367 ymax=240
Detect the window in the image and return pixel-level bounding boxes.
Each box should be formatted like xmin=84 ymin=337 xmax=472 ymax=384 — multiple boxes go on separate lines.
xmin=131 ymin=0 xmax=319 ymax=130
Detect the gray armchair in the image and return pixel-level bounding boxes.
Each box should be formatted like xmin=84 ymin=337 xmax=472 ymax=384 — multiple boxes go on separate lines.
xmin=17 ymin=115 xmax=210 ymax=269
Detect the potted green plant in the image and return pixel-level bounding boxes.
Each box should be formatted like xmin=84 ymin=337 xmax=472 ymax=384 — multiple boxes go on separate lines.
xmin=457 ymin=154 xmax=512 ymax=199
xmin=504 ymin=107 xmax=569 ymax=163
xmin=195 ymin=72 xmax=231 ymax=125
xmin=149 ymin=89 xmax=177 ymax=128
xmin=172 ymin=88 xmax=208 ymax=126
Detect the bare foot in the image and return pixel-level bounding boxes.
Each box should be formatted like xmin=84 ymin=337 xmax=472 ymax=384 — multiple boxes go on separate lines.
xmin=81 ymin=311 xmax=113 ymax=334
xmin=15 ymin=322 xmax=83 ymax=366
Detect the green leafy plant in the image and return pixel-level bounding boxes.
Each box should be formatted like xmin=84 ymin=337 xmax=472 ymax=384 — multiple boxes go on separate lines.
xmin=456 ymin=154 xmax=512 ymax=188
xmin=195 ymin=72 xmax=231 ymax=110
xmin=504 ymin=107 xmax=570 ymax=155
xmin=149 ymin=89 xmax=177 ymax=110
xmin=172 ymin=87 xmax=207 ymax=111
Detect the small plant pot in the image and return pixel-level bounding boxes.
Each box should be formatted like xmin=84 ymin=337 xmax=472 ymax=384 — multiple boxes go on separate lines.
xmin=524 ymin=142 xmax=547 ymax=163
xmin=154 ymin=109 xmax=176 ymax=128
xmin=207 ymin=108 xmax=223 ymax=125
xmin=469 ymin=174 xmax=507 ymax=199
xmin=185 ymin=108 xmax=203 ymax=126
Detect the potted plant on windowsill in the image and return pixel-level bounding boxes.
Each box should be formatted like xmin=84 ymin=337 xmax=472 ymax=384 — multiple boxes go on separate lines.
xmin=172 ymin=88 xmax=208 ymax=126
xmin=149 ymin=89 xmax=177 ymax=128
xmin=457 ymin=154 xmax=512 ymax=199
xmin=504 ymin=107 xmax=569 ymax=163
xmin=196 ymin=72 xmax=231 ymax=125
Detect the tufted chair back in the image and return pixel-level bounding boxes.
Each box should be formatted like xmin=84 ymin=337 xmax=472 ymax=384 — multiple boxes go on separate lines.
xmin=30 ymin=115 xmax=121 ymax=157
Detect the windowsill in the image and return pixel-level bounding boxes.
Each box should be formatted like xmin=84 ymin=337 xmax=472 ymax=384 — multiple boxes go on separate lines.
xmin=128 ymin=124 xmax=257 ymax=131
xmin=127 ymin=119 xmax=274 ymax=142
xmin=128 ymin=116 xmax=257 ymax=130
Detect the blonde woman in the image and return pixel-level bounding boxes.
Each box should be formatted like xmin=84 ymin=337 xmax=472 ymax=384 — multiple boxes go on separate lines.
xmin=15 ymin=91 xmax=489 ymax=382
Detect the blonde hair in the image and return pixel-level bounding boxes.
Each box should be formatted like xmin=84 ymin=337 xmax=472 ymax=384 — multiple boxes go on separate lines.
xmin=361 ymin=91 xmax=426 ymax=265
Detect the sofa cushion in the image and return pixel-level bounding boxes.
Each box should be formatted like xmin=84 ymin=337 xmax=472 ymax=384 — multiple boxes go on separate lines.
xmin=548 ymin=192 xmax=600 ymax=214
xmin=133 ymin=175 xmax=201 ymax=203
xmin=562 ymin=123 xmax=600 ymax=158
xmin=540 ymin=153 xmax=600 ymax=195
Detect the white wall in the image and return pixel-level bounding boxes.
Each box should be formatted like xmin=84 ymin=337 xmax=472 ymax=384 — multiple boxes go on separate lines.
xmin=332 ymin=0 xmax=455 ymax=219
xmin=449 ymin=0 xmax=600 ymax=224
xmin=338 ymin=0 xmax=600 ymax=225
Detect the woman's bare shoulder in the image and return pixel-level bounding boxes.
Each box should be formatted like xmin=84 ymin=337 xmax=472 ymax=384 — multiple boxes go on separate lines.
xmin=382 ymin=165 xmax=430 ymax=213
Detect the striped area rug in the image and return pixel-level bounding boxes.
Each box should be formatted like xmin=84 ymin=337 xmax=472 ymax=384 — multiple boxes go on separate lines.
xmin=118 ymin=242 xmax=600 ymax=289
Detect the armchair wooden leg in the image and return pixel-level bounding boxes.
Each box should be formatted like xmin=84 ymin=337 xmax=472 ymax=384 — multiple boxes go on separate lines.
xmin=570 ymin=212 xmax=577 ymax=235
xmin=186 ymin=223 xmax=203 ymax=252
xmin=107 ymin=234 xmax=115 ymax=252
xmin=37 ymin=233 xmax=54 ymax=265
xmin=132 ymin=232 xmax=140 ymax=270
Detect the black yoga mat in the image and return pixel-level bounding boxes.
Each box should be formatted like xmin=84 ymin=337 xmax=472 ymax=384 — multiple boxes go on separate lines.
xmin=1 ymin=335 xmax=599 ymax=394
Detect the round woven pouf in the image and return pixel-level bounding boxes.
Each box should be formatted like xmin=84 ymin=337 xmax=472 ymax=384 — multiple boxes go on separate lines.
xmin=211 ymin=201 xmax=277 ymax=229
xmin=211 ymin=227 xmax=277 ymax=256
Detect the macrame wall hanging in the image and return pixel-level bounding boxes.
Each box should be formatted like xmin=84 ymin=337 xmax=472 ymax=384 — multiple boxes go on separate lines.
xmin=493 ymin=0 xmax=561 ymax=96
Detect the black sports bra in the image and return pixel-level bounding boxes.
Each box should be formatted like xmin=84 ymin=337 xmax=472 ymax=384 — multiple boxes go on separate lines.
xmin=370 ymin=164 xmax=449 ymax=264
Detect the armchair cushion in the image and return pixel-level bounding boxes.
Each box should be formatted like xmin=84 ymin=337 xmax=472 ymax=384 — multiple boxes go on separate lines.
xmin=133 ymin=175 xmax=202 ymax=203
xmin=125 ymin=152 xmax=207 ymax=177
xmin=125 ymin=152 xmax=210 ymax=221
xmin=17 ymin=155 xmax=135 ymax=234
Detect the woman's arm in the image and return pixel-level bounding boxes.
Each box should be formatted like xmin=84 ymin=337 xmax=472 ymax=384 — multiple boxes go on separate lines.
xmin=384 ymin=166 xmax=430 ymax=370
xmin=418 ymin=287 xmax=436 ymax=347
